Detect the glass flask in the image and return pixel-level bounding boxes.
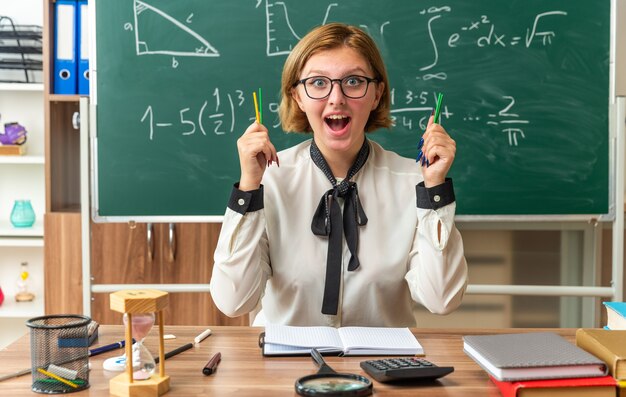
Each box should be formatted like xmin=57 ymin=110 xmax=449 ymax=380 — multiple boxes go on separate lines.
xmin=10 ymin=199 xmax=36 ymax=228
xmin=122 ymin=312 xmax=156 ymax=380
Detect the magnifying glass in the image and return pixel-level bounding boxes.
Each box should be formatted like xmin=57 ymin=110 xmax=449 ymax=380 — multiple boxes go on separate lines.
xmin=295 ymin=348 xmax=373 ymax=396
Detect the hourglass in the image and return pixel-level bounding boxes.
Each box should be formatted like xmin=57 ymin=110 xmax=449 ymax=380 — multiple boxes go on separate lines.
xmin=109 ymin=289 xmax=170 ymax=397
xmin=123 ymin=312 xmax=156 ymax=380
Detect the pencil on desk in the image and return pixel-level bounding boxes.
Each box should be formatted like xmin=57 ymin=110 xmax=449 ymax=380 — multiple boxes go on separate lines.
xmin=0 ymin=367 xmax=31 ymax=382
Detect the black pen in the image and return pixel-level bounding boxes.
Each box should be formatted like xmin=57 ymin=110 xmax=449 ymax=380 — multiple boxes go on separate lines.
xmin=155 ymin=343 xmax=193 ymax=364
xmin=202 ymin=352 xmax=221 ymax=376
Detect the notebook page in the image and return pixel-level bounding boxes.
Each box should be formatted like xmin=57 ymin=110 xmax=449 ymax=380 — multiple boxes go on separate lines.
xmin=264 ymin=324 xmax=343 ymax=350
xmin=338 ymin=327 xmax=423 ymax=354
xmin=263 ymin=342 xmax=339 ymax=355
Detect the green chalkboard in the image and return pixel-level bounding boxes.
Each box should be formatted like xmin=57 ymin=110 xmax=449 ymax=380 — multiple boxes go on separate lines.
xmin=94 ymin=0 xmax=610 ymax=218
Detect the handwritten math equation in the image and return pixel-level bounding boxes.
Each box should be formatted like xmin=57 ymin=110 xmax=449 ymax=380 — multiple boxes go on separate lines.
xmin=416 ymin=6 xmax=567 ymax=81
xmin=140 ymin=88 xmax=280 ymax=140
xmin=140 ymin=89 xmax=529 ymax=147
xmin=131 ymin=2 xmax=571 ymax=148
xmin=390 ymin=91 xmax=529 ymax=147
xmin=126 ymin=1 xmax=569 ymax=76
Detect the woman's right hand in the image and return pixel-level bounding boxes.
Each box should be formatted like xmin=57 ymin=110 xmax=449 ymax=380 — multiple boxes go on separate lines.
xmin=237 ymin=122 xmax=278 ymax=191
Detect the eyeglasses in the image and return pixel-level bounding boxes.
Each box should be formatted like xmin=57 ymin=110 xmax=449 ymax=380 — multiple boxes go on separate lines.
xmin=293 ymin=75 xmax=378 ymax=100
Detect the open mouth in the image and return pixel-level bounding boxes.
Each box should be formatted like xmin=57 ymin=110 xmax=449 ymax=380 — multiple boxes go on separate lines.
xmin=325 ymin=115 xmax=351 ymax=131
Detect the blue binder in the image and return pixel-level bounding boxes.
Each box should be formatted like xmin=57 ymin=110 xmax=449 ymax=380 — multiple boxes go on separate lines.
xmin=53 ymin=0 xmax=77 ymax=94
xmin=77 ymin=0 xmax=89 ymax=95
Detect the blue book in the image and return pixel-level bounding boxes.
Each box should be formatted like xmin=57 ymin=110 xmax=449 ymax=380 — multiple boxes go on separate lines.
xmin=603 ymin=301 xmax=626 ymax=330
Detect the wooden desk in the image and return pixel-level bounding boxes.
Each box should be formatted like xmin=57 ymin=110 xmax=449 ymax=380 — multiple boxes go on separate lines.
xmin=0 ymin=326 xmax=575 ymax=396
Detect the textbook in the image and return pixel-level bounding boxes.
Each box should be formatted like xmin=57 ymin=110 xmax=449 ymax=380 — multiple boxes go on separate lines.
xmin=619 ymin=380 xmax=626 ymax=397
xmin=463 ymin=332 xmax=607 ymax=381
xmin=575 ymin=328 xmax=626 ymax=380
xmin=489 ymin=375 xmax=617 ymax=397
xmin=262 ymin=324 xmax=423 ymax=356
xmin=603 ymin=301 xmax=626 ymax=330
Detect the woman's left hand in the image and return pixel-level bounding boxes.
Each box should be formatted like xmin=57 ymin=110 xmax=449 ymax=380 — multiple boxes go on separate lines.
xmin=419 ymin=114 xmax=456 ymax=187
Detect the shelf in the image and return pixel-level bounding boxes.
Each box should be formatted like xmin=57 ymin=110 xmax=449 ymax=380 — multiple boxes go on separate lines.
xmin=49 ymin=94 xmax=80 ymax=102
xmin=50 ymin=205 xmax=81 ymax=214
xmin=0 ymin=220 xmax=44 ymax=238
xmin=0 ymin=297 xmax=43 ymax=318
xmin=0 ymin=83 xmax=43 ymax=91
xmin=0 ymin=238 xmax=43 ymax=247
xmin=0 ymin=155 xmax=44 ymax=164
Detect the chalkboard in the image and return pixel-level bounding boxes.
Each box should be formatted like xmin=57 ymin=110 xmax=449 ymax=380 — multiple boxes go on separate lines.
xmin=94 ymin=0 xmax=610 ymax=219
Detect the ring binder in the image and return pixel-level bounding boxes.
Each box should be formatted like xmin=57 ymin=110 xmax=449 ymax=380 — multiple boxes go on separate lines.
xmin=53 ymin=0 xmax=77 ymax=94
xmin=77 ymin=0 xmax=89 ymax=95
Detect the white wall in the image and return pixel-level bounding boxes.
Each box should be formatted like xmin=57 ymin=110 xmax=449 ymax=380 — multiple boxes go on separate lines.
xmin=0 ymin=0 xmax=43 ymax=25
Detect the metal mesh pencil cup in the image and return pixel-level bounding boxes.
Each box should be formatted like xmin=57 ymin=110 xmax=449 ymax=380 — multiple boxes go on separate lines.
xmin=26 ymin=315 xmax=91 ymax=394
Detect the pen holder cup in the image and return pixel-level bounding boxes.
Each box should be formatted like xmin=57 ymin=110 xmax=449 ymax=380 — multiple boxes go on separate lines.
xmin=26 ymin=315 xmax=91 ymax=394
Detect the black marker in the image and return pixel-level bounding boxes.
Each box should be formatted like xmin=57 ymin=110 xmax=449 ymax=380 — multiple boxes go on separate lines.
xmin=154 ymin=343 xmax=193 ymax=364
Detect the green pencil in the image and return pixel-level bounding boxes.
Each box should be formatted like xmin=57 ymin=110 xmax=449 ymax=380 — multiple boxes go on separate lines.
xmin=258 ymin=88 xmax=263 ymax=124
xmin=433 ymin=93 xmax=443 ymax=124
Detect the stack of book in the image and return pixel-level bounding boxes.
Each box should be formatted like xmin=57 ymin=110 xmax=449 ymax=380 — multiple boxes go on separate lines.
xmin=463 ymin=332 xmax=615 ymax=396
xmin=604 ymin=301 xmax=626 ymax=330
xmin=570 ymin=301 xmax=626 ymax=396
xmin=576 ymin=328 xmax=626 ymax=396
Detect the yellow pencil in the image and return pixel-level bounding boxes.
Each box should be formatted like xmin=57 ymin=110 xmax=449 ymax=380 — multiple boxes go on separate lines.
xmin=253 ymin=92 xmax=260 ymax=123
xmin=37 ymin=368 xmax=79 ymax=388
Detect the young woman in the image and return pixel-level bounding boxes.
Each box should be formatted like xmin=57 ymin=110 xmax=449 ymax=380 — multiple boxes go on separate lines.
xmin=210 ymin=23 xmax=467 ymax=327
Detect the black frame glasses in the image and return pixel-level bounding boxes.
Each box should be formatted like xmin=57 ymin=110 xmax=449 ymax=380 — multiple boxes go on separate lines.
xmin=293 ymin=75 xmax=378 ymax=100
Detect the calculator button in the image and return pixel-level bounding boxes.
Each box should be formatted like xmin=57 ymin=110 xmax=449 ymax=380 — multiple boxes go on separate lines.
xmin=360 ymin=357 xmax=454 ymax=383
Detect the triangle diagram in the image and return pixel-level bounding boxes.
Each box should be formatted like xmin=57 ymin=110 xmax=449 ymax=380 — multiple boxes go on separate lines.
xmin=134 ymin=0 xmax=219 ymax=57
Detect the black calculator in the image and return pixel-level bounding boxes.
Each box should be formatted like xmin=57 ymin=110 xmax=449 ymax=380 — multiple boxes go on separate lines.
xmin=359 ymin=357 xmax=454 ymax=383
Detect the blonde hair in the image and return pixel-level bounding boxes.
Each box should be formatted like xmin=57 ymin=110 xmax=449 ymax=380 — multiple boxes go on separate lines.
xmin=279 ymin=23 xmax=392 ymax=133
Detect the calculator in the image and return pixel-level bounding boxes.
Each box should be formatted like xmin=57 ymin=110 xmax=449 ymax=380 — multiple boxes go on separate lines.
xmin=359 ymin=357 xmax=454 ymax=383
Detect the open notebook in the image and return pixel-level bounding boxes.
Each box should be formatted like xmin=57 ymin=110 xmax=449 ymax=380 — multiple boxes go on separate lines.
xmin=262 ymin=324 xmax=423 ymax=356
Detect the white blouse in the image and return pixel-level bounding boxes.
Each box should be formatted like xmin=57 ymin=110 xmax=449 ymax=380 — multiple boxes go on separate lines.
xmin=210 ymin=139 xmax=468 ymax=327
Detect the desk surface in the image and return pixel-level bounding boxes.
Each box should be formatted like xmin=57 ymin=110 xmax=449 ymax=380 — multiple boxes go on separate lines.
xmin=0 ymin=326 xmax=576 ymax=396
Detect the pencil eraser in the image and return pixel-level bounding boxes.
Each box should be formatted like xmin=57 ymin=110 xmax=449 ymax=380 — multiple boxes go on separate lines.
xmin=163 ymin=334 xmax=176 ymax=340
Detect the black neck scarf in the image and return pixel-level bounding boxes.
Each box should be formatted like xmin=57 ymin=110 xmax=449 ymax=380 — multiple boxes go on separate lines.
xmin=310 ymin=138 xmax=369 ymax=315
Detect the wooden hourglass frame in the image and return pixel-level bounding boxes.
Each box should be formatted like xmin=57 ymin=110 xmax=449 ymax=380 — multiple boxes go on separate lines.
xmin=109 ymin=289 xmax=170 ymax=397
